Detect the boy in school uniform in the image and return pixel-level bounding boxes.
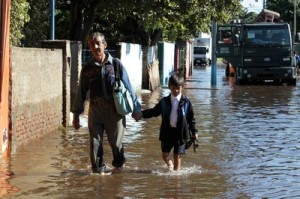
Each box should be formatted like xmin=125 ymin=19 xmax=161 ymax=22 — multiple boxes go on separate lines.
xmin=136 ymin=72 xmax=198 ymax=171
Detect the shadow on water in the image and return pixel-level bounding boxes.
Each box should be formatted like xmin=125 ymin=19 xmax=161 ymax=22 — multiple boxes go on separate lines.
xmin=2 ymin=65 xmax=300 ymax=198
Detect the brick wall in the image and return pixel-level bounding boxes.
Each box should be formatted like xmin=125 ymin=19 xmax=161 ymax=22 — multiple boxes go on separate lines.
xmin=10 ymin=47 xmax=63 ymax=152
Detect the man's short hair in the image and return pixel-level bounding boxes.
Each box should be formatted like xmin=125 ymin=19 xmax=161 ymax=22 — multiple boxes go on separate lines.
xmin=88 ymin=32 xmax=107 ymax=46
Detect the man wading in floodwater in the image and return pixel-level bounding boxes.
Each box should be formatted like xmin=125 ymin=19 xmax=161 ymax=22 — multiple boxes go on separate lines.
xmin=72 ymin=32 xmax=142 ymax=175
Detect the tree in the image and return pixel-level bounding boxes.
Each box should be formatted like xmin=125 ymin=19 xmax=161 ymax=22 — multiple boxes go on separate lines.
xmin=70 ymin=0 xmax=242 ymax=46
xmin=56 ymin=0 xmax=72 ymax=40
xmin=237 ymin=8 xmax=258 ymax=23
xmin=21 ymin=0 xmax=49 ymax=47
xmin=10 ymin=0 xmax=30 ymax=46
xmin=18 ymin=0 xmax=242 ymax=47
xmin=266 ymin=0 xmax=300 ymax=40
xmin=69 ymin=0 xmax=103 ymax=42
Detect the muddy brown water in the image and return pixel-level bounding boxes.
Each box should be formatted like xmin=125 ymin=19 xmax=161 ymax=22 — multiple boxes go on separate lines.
xmin=1 ymin=65 xmax=300 ymax=198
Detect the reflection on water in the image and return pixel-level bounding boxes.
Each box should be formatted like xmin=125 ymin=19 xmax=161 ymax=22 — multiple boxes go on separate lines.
xmin=0 ymin=158 xmax=19 ymax=197
xmin=1 ymin=64 xmax=300 ymax=198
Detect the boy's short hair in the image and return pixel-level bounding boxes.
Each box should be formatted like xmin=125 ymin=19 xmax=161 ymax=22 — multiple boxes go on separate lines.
xmin=168 ymin=72 xmax=184 ymax=88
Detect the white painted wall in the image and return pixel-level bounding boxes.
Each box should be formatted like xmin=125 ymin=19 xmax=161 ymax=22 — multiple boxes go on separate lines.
xmin=119 ymin=43 xmax=143 ymax=93
xmin=160 ymin=42 xmax=175 ymax=86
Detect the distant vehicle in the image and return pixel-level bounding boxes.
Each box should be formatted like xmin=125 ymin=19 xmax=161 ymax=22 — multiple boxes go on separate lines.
xmin=193 ymin=35 xmax=211 ymax=66
xmin=216 ymin=9 xmax=297 ymax=85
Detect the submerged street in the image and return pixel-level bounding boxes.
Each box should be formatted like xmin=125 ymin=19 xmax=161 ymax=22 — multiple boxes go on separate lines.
xmin=1 ymin=64 xmax=300 ymax=198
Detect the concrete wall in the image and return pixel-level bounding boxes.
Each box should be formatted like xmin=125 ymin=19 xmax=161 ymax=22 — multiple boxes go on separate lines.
xmin=185 ymin=41 xmax=192 ymax=77
xmin=142 ymin=46 xmax=160 ymax=91
xmin=158 ymin=42 xmax=175 ymax=86
xmin=173 ymin=41 xmax=193 ymax=79
xmin=119 ymin=43 xmax=143 ymax=93
xmin=40 ymin=40 xmax=73 ymax=127
xmin=10 ymin=47 xmax=63 ymax=152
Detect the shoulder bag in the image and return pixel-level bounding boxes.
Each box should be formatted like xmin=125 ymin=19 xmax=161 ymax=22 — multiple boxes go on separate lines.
xmin=112 ymin=59 xmax=134 ymax=116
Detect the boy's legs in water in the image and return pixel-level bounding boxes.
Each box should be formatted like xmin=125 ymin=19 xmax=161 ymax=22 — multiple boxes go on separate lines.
xmin=162 ymin=152 xmax=181 ymax=171
xmin=173 ymin=154 xmax=181 ymax=171
xmin=162 ymin=152 xmax=173 ymax=169
xmin=162 ymin=138 xmax=184 ymax=171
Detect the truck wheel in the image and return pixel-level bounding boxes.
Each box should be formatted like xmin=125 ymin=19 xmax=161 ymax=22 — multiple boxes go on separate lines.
xmin=225 ymin=64 xmax=230 ymax=77
xmin=234 ymin=72 xmax=246 ymax=85
xmin=288 ymin=78 xmax=297 ymax=86
xmin=234 ymin=72 xmax=239 ymax=85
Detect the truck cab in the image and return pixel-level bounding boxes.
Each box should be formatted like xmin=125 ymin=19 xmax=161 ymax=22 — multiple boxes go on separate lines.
xmin=215 ymin=9 xmax=297 ymax=86
xmin=216 ymin=24 xmax=240 ymax=76
xmin=216 ymin=23 xmax=296 ymax=85
xmin=193 ymin=46 xmax=210 ymax=66
xmin=193 ymin=35 xmax=211 ymax=66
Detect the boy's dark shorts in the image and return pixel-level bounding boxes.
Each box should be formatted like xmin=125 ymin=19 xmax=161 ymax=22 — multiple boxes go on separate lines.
xmin=161 ymin=127 xmax=187 ymax=154
xmin=161 ymin=142 xmax=186 ymax=155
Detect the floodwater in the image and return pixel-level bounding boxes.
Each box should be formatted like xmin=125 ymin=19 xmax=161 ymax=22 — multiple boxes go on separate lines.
xmin=1 ymin=64 xmax=300 ymax=198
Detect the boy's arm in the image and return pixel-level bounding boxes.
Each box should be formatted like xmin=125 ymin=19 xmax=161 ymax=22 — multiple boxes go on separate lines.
xmin=141 ymin=101 xmax=162 ymax=119
xmin=187 ymin=102 xmax=198 ymax=135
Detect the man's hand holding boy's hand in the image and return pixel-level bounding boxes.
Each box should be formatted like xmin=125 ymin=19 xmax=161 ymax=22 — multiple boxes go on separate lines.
xmin=132 ymin=111 xmax=143 ymax=121
xmin=191 ymin=133 xmax=198 ymax=140
xmin=194 ymin=133 xmax=199 ymax=140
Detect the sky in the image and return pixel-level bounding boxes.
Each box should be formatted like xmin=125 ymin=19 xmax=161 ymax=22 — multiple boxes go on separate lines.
xmin=240 ymin=0 xmax=264 ymax=13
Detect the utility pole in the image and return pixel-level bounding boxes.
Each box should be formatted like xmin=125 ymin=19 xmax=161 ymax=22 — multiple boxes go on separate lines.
xmin=50 ymin=0 xmax=55 ymax=40
xmin=211 ymin=21 xmax=217 ymax=86
xmin=294 ymin=0 xmax=297 ymax=44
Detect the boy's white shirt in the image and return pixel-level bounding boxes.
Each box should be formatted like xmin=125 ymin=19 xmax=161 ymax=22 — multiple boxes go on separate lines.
xmin=170 ymin=93 xmax=182 ymax=127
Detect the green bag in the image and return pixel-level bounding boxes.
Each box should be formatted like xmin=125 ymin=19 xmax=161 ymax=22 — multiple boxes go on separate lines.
xmin=112 ymin=59 xmax=133 ymax=116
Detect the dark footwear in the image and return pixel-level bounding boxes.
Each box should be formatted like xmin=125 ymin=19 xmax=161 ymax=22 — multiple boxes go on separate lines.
xmin=112 ymin=164 xmax=125 ymax=173
xmin=93 ymin=164 xmax=112 ymax=175
xmin=99 ymin=164 xmax=107 ymax=174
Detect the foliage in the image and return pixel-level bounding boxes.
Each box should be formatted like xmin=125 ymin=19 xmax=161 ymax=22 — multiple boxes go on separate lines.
xmin=17 ymin=0 xmax=242 ymax=47
xmin=237 ymin=8 xmax=258 ymax=23
xmin=69 ymin=0 xmax=242 ymax=46
xmin=55 ymin=1 xmax=71 ymax=40
xmin=266 ymin=0 xmax=300 ymax=39
xmin=19 ymin=0 xmax=71 ymax=47
xmin=21 ymin=0 xmax=50 ymax=47
xmin=266 ymin=0 xmax=296 ymax=23
xmin=267 ymin=0 xmax=300 ymax=22
xmin=10 ymin=0 xmax=30 ymax=46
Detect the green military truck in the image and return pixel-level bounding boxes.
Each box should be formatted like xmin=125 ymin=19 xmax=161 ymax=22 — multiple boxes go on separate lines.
xmin=216 ymin=9 xmax=297 ymax=86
